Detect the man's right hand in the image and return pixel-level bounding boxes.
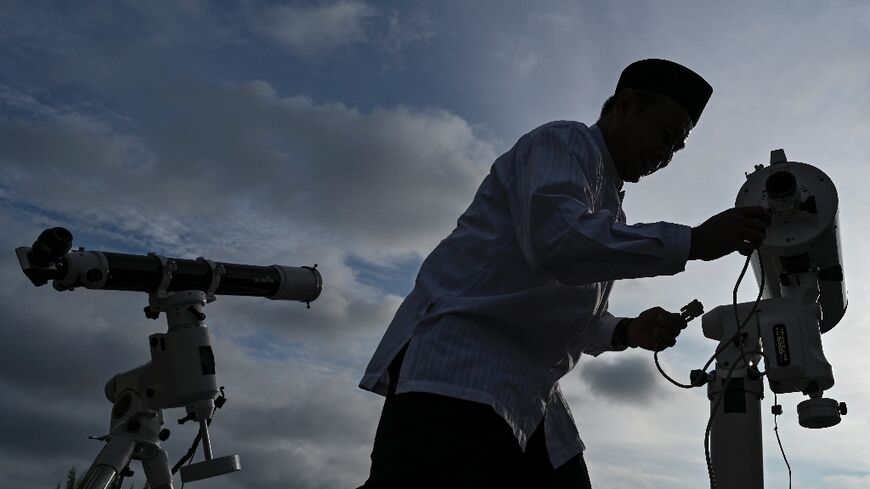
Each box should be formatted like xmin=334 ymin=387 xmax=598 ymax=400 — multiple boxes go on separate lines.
xmin=689 ymin=206 xmax=772 ymax=261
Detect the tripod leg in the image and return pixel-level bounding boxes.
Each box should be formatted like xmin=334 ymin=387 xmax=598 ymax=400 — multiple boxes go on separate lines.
xmin=141 ymin=445 xmax=174 ymax=489
xmin=79 ymin=436 xmax=136 ymax=489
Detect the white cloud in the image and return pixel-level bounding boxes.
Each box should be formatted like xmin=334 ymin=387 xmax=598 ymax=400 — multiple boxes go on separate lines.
xmin=0 ymin=80 xmax=497 ymax=262
xmin=824 ymin=474 xmax=870 ymax=489
xmin=254 ymin=1 xmax=377 ymax=57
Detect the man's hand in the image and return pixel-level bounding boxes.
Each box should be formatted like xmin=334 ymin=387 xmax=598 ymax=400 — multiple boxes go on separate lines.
xmin=627 ymin=307 xmax=687 ymax=352
xmin=689 ymin=206 xmax=772 ymax=261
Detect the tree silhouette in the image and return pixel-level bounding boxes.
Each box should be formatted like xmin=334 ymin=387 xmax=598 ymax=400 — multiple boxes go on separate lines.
xmin=57 ymin=465 xmax=139 ymax=489
xmin=65 ymin=467 xmax=78 ymax=489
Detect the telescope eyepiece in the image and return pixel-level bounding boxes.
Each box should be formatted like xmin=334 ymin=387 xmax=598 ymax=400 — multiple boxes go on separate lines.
xmin=766 ymin=171 xmax=797 ymax=200
xmin=29 ymin=227 xmax=73 ymax=267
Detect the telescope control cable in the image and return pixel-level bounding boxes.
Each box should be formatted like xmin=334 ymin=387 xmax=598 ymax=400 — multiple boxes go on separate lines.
xmin=651 ymin=250 xmax=791 ymax=489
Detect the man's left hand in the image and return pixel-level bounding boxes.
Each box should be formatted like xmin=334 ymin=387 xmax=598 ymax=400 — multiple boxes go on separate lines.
xmin=627 ymin=307 xmax=687 ymax=351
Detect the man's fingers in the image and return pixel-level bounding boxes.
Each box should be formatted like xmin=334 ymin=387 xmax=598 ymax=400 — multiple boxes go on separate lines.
xmin=655 ymin=318 xmax=683 ymax=338
xmin=655 ymin=335 xmax=677 ymax=351
xmin=739 ymin=228 xmax=765 ymax=245
xmin=658 ymin=312 xmax=686 ymax=331
xmin=742 ymin=217 xmax=770 ymax=233
xmin=737 ymin=206 xmax=772 ymax=226
xmin=650 ymin=310 xmax=689 ymax=351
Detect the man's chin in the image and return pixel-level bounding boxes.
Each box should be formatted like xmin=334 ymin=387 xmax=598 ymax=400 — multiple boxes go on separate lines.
xmin=616 ymin=162 xmax=645 ymax=183
xmin=629 ymin=160 xmax=653 ymax=183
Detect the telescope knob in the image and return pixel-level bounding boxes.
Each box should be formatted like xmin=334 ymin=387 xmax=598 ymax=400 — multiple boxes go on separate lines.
xmin=188 ymin=305 xmax=206 ymax=321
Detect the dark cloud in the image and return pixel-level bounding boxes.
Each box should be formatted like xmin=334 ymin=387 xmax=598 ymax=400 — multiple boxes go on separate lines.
xmin=578 ymin=354 xmax=666 ymax=403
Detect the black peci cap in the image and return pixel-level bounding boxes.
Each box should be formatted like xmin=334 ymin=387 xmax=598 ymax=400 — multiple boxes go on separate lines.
xmin=616 ymin=59 xmax=713 ymax=126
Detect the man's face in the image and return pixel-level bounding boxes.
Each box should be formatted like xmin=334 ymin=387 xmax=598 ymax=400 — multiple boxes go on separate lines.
xmin=611 ymin=92 xmax=694 ymax=183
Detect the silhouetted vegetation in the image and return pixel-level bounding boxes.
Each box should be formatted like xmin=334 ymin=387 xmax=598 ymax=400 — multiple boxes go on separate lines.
xmin=56 ymin=466 xmax=144 ymax=489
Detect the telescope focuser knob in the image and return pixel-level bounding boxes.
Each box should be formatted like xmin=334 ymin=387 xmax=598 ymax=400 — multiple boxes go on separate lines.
xmin=188 ymin=306 xmax=206 ymax=321
xmin=839 ymin=402 xmax=848 ymax=416
xmin=144 ymin=306 xmax=160 ymax=320
xmin=772 ymin=404 xmax=783 ymax=416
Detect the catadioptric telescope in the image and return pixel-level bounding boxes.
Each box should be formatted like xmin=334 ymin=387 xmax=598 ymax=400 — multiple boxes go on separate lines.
xmin=16 ymin=230 xmax=322 ymax=489
xmin=697 ymin=149 xmax=848 ymax=488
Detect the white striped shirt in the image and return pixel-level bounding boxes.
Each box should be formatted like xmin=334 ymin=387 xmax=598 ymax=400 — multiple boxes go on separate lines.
xmin=359 ymin=121 xmax=692 ymax=468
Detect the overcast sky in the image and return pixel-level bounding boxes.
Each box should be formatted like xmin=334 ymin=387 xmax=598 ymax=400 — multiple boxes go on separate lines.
xmin=2 ymin=1 xmax=869 ymax=488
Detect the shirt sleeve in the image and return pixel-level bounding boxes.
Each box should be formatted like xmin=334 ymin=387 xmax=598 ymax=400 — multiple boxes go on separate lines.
xmin=503 ymin=123 xmax=692 ymax=286
xmin=582 ymin=310 xmax=628 ymax=357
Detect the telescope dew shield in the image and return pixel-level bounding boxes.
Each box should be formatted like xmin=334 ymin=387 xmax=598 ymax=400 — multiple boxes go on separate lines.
xmin=269 ymin=265 xmax=323 ymax=302
xmin=736 ymin=150 xmax=847 ymax=333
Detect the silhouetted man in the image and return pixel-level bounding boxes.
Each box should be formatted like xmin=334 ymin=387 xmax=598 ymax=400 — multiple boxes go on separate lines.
xmin=358 ymin=58 xmax=771 ymax=489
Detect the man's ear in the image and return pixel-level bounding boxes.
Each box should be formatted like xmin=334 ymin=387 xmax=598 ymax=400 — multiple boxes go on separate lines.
xmin=614 ymin=88 xmax=638 ymax=119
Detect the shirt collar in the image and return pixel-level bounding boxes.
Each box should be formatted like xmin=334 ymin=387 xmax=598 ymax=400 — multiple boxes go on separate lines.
xmin=589 ymin=123 xmax=624 ymax=194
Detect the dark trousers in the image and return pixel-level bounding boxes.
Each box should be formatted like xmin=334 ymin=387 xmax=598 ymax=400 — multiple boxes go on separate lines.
xmin=359 ymin=348 xmax=593 ymax=489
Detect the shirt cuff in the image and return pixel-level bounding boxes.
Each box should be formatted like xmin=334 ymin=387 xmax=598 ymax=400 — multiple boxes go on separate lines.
xmin=583 ymin=312 xmax=627 ymax=357
xmin=661 ymin=223 xmax=693 ymax=274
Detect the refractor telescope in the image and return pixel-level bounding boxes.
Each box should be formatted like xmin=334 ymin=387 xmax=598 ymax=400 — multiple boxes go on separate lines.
xmin=16 ymin=228 xmax=322 ymax=489
xmin=17 ymin=227 xmax=322 ymax=306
